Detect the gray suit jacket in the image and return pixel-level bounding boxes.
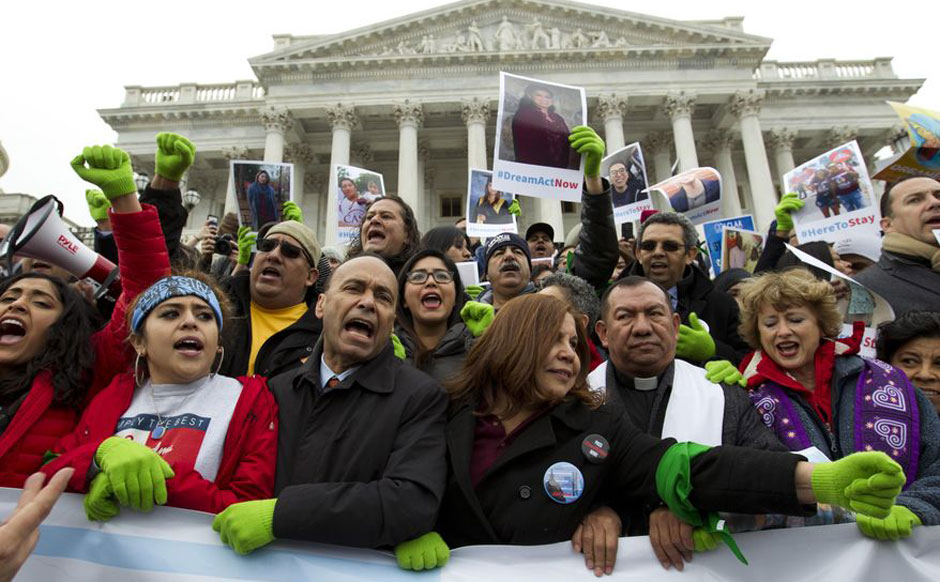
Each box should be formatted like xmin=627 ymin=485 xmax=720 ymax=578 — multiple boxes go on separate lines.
xmin=854 ymin=250 xmax=940 ymax=316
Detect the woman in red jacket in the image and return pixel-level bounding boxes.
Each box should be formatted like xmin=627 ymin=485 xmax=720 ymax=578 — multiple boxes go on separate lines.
xmin=0 ymin=145 xmax=171 ymax=488
xmin=44 ymin=272 xmax=277 ymax=518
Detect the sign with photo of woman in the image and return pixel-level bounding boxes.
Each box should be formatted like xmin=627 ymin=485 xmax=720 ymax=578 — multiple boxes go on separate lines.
xmin=230 ymin=160 xmax=294 ymax=230
xmin=648 ymin=167 xmax=722 ymax=225
xmin=601 ymin=142 xmax=651 ymax=225
xmin=335 ymin=163 xmax=385 ymax=244
xmin=492 ymin=72 xmax=586 ymax=202
xmin=465 ymin=168 xmax=518 ymax=238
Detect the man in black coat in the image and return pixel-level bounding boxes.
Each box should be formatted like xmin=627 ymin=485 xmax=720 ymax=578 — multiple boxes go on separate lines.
xmin=212 ymin=255 xmax=447 ymax=554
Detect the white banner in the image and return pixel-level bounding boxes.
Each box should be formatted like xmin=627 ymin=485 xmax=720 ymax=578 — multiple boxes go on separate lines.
xmin=6 ymin=489 xmax=940 ymax=581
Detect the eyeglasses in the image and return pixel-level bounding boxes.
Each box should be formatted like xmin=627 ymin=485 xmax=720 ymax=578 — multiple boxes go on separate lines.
xmin=258 ymin=238 xmax=312 ymax=263
xmin=609 ymin=168 xmax=628 ymax=176
xmin=638 ymin=240 xmax=685 ymax=253
xmin=406 ymin=269 xmax=454 ymax=285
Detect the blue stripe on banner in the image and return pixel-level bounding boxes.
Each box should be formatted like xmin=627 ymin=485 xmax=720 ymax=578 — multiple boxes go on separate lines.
xmin=34 ymin=525 xmax=440 ymax=582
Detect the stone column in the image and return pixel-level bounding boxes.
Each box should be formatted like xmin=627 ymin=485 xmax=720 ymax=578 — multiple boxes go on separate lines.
xmin=643 ymin=132 xmax=674 ymax=184
xmin=395 ymin=101 xmax=424 ymax=213
xmin=702 ymin=130 xmax=742 ymax=217
xmin=664 ymin=92 xmax=699 ymax=172
xmin=768 ymin=128 xmax=797 ymax=192
xmin=351 ymin=142 xmax=373 ymax=168
xmin=416 ymin=142 xmax=430 ymax=230
xmin=828 ymin=125 xmax=859 ymax=148
xmin=260 ymin=106 xmax=292 ymax=163
xmin=597 ymin=94 xmax=628 ymax=152
xmin=461 ymin=98 xmax=489 ymax=170
xmin=536 ymin=198 xmax=565 ymax=242
xmin=221 ymin=145 xmax=249 ymax=217
xmin=325 ymin=103 xmax=359 ymax=246
xmin=424 ymin=166 xmax=437 ymax=231
xmin=731 ymin=89 xmax=776 ymax=231
xmin=283 ymin=142 xmax=314 ymax=213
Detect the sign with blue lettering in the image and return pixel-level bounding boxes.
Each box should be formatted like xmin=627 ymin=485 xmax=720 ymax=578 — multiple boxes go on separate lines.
xmin=701 ymin=215 xmax=754 ymax=275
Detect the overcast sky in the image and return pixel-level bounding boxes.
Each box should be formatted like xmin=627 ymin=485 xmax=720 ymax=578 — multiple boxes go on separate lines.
xmin=1 ymin=0 xmax=936 ymax=226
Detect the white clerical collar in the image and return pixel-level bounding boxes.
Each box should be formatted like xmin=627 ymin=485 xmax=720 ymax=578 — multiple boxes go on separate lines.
xmin=634 ymin=376 xmax=659 ymax=392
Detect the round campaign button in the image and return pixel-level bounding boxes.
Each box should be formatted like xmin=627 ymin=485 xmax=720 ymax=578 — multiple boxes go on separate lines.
xmin=543 ymin=462 xmax=584 ymax=504
xmin=581 ymin=434 xmax=609 ymax=464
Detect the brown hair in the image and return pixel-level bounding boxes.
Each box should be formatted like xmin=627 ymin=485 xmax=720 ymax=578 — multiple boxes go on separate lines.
xmin=736 ymin=268 xmax=843 ymax=350
xmin=447 ymin=294 xmax=599 ymax=418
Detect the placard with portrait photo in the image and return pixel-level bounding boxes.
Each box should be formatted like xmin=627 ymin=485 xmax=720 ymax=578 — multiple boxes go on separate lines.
xmin=720 ymin=226 xmax=764 ymax=274
xmin=601 ymin=142 xmax=651 ymax=225
xmin=230 ymin=160 xmax=294 ymax=231
xmin=648 ymin=167 xmax=722 ymax=225
xmin=466 ymin=168 xmax=518 ymax=238
xmin=335 ymin=163 xmax=386 ymax=244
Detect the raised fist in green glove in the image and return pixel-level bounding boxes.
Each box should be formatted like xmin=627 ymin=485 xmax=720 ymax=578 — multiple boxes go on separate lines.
xmin=237 ymin=226 xmax=257 ymax=266
xmin=676 ymin=313 xmax=716 ymax=362
xmin=85 ymin=189 xmax=111 ymax=223
xmin=84 ymin=472 xmax=120 ymax=522
xmin=508 ymin=199 xmax=521 ymax=217
xmin=856 ymin=505 xmax=921 ymax=541
xmin=391 ymin=333 xmax=407 ymax=360
xmin=282 ymin=201 xmax=303 ymax=223
xmin=568 ymin=125 xmax=605 ymax=178
xmin=395 ymin=531 xmax=450 ymax=571
xmin=692 ymin=527 xmax=720 ymax=552
xmin=155 ymin=133 xmax=196 ymax=182
xmin=461 ymin=301 xmax=495 ymax=338
xmin=213 ymin=498 xmax=277 ymax=555
xmin=465 ymin=284 xmax=484 ymax=300
xmin=95 ymin=436 xmax=175 ymax=512
xmin=774 ymin=192 xmax=804 ymax=233
xmin=71 ymin=145 xmax=136 ymax=199
xmin=811 ymin=451 xmax=905 ymax=518
xmin=704 ymin=360 xmax=745 ymax=387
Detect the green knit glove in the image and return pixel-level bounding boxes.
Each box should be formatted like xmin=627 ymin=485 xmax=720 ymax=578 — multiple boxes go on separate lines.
xmin=692 ymin=527 xmax=720 ymax=552
xmin=85 ymin=189 xmax=111 ymax=222
xmin=95 ymin=436 xmax=175 ymax=512
xmin=460 ymin=301 xmax=495 ymax=337
xmin=704 ymin=360 xmax=745 ymax=387
xmin=84 ymin=472 xmax=120 ymax=522
xmin=391 ymin=333 xmax=406 ymax=360
xmin=394 ymin=531 xmax=450 ymax=571
xmin=507 ymin=199 xmax=521 ymax=217
xmin=237 ymin=226 xmax=257 ymax=266
xmin=154 ymin=132 xmax=195 ymax=182
xmin=70 ymin=145 xmax=136 ymax=200
xmin=811 ymin=451 xmax=905 ymax=518
xmin=465 ymin=284 xmax=484 ymax=300
xmin=676 ymin=313 xmax=716 ymax=362
xmin=282 ymin=201 xmax=303 ymax=223
xmin=856 ymin=505 xmax=921 ymax=541
xmin=568 ymin=125 xmax=605 ymax=178
xmin=774 ymin=192 xmax=805 ymax=232
xmin=212 ymin=498 xmax=277 ymax=555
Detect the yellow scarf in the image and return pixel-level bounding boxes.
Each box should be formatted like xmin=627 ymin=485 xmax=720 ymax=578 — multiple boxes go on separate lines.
xmin=882 ymin=232 xmax=940 ymax=272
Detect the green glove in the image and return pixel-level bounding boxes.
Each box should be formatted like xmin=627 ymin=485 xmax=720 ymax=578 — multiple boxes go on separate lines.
xmin=85 ymin=189 xmax=111 ymax=222
xmin=704 ymin=360 xmax=745 ymax=387
xmin=237 ymin=226 xmax=257 ymax=265
xmin=391 ymin=333 xmax=406 ymax=360
xmin=507 ymin=199 xmax=521 ymax=217
xmin=460 ymin=301 xmax=495 ymax=338
xmin=212 ymin=498 xmax=277 ymax=555
xmin=465 ymin=284 xmax=484 ymax=300
xmin=70 ymin=145 xmax=136 ymax=200
xmin=692 ymin=527 xmax=720 ymax=552
xmin=568 ymin=125 xmax=605 ymax=178
xmin=811 ymin=451 xmax=905 ymax=518
xmin=676 ymin=313 xmax=716 ymax=362
xmin=395 ymin=531 xmax=450 ymax=571
xmin=282 ymin=201 xmax=303 ymax=223
xmin=84 ymin=473 xmax=120 ymax=522
xmin=774 ymin=192 xmax=805 ymax=232
xmin=154 ymin=132 xmax=196 ymax=182
xmin=95 ymin=436 xmax=175 ymax=512
xmin=856 ymin=505 xmax=921 ymax=541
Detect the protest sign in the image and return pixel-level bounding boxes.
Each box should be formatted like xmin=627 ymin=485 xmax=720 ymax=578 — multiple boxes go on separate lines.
xmin=492 ymin=72 xmax=586 ymax=202
xmin=721 ymin=227 xmax=764 ymax=274
xmin=703 ymin=215 xmax=755 ymax=275
xmin=466 ymin=169 xmax=518 ymax=238
xmin=784 ymin=141 xmax=879 ymax=246
xmin=874 ymin=102 xmax=940 ymax=182
xmin=601 ymin=143 xmax=652 ymax=225
xmin=335 ymin=163 xmax=385 ymax=244
xmin=648 ymin=167 xmax=722 ymax=225
xmin=455 ymin=260 xmax=480 ymax=287
xmin=230 ymin=161 xmax=294 ymax=231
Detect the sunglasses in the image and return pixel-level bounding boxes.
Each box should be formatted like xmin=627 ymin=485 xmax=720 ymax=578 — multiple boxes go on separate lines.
xmin=406 ymin=269 xmax=454 ymax=285
xmin=638 ymin=240 xmax=685 ymax=253
xmin=257 ymin=238 xmax=312 ymax=263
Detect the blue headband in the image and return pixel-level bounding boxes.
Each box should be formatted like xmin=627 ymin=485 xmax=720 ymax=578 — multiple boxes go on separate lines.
xmin=131 ymin=276 xmax=223 ymax=333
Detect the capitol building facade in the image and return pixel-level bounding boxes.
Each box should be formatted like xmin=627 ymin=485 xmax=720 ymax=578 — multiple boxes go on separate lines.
xmin=100 ymin=0 xmax=924 ymax=244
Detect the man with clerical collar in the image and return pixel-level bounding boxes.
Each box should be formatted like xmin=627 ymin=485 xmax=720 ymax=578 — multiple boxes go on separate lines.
xmin=212 ymin=255 xmax=447 ymax=554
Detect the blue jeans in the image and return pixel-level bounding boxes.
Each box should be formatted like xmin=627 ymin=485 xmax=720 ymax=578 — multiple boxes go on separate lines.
xmin=839 ymin=189 xmax=864 ymax=211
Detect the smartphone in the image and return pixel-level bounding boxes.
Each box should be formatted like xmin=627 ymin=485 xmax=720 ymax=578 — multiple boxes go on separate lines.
xmin=206 ymin=214 xmax=219 ymax=228
xmin=620 ymin=222 xmax=634 ymax=240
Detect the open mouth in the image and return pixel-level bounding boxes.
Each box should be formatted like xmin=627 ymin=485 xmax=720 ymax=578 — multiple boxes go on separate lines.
xmin=344 ymin=318 xmax=375 ymax=340
xmin=548 ymin=368 xmax=572 ymax=380
xmin=367 ymin=229 xmax=386 ymax=243
xmin=421 ymin=292 xmax=442 ymax=309
xmin=925 ymin=215 xmax=940 ymax=228
xmin=32 ymin=261 xmax=53 ymax=272
xmin=174 ymin=337 xmax=204 ymax=356
xmin=776 ymin=341 xmax=800 ymax=358
xmin=0 ymin=317 xmax=26 ymax=345
xmin=259 ymin=266 xmax=281 ymax=280
xmin=649 ymin=261 xmax=668 ymax=271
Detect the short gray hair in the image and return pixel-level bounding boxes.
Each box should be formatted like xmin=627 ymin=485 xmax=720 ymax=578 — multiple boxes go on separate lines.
xmin=637 ymin=212 xmax=698 ymax=250
xmin=541 ymin=272 xmax=600 ymax=329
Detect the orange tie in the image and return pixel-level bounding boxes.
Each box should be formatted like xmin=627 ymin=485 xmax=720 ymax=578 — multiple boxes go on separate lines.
xmin=326 ymin=376 xmax=341 ymax=389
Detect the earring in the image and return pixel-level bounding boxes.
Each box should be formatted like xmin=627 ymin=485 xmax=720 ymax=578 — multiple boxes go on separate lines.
xmin=134 ymin=353 xmax=147 ymax=387
xmin=211 ymin=347 xmax=225 ymax=378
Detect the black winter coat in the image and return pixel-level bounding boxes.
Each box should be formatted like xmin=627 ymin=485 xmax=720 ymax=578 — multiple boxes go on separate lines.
xmin=396 ymin=322 xmax=473 ymax=385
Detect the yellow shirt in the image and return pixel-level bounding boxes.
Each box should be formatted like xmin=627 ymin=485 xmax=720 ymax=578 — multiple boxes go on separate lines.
xmin=248 ymin=301 xmax=308 ymax=375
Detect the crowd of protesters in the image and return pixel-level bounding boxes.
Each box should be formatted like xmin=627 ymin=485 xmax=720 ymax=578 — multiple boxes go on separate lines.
xmin=0 ymin=119 xmax=937 ymax=580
